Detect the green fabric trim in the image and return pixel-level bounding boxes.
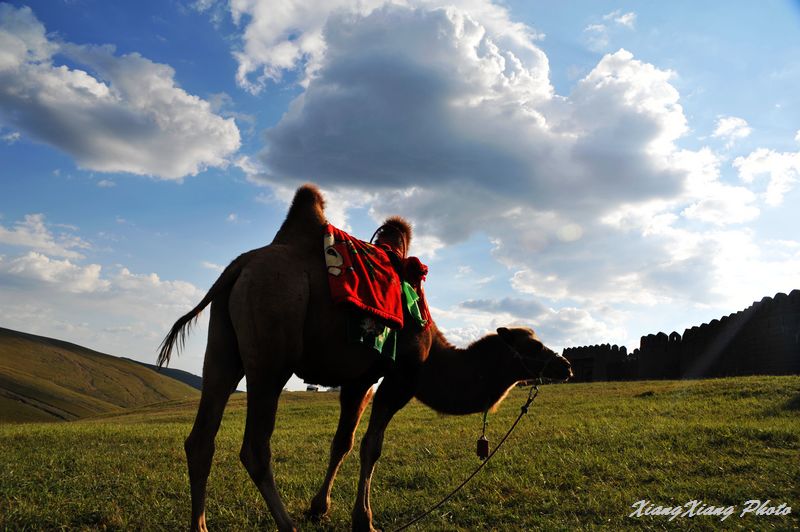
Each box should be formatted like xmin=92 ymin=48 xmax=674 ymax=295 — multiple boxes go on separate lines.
xmin=345 ymin=283 xmax=426 ymax=362
xmin=402 ymin=281 xmax=428 ymax=328
xmin=347 ymin=313 xmax=397 ymax=361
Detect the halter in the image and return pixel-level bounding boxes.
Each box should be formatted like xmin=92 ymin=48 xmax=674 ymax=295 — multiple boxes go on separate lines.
xmin=505 ymin=341 xmax=564 ymax=383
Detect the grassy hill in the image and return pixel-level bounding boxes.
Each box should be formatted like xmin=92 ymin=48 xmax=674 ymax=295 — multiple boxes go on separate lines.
xmin=0 ymin=327 xmax=199 ymax=423
xmin=125 ymin=358 xmax=204 ymax=391
xmin=0 ymin=376 xmax=797 ymax=530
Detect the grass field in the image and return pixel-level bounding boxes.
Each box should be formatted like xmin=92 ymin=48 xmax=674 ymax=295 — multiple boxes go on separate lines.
xmin=1 ymin=375 xmax=798 ymax=530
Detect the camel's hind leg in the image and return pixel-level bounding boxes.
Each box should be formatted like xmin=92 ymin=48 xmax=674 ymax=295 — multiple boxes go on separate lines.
xmin=230 ymin=261 xmax=307 ymax=531
xmin=308 ymin=379 xmax=376 ymax=520
xmin=239 ymin=372 xmax=294 ymax=531
xmin=185 ymin=301 xmax=244 ymax=532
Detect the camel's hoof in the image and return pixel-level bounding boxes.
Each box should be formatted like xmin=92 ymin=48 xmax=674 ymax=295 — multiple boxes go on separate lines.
xmin=351 ymin=520 xmax=381 ymax=532
xmin=306 ymin=497 xmax=331 ymax=522
xmin=277 ymin=522 xmax=298 ymax=532
xmin=304 ymin=507 xmax=330 ymax=523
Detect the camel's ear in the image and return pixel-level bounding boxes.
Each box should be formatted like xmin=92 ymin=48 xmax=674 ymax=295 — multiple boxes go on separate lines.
xmin=496 ymin=327 xmax=514 ymax=345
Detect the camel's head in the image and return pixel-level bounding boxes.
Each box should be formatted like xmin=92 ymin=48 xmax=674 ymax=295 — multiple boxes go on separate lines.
xmin=496 ymin=327 xmax=572 ymax=383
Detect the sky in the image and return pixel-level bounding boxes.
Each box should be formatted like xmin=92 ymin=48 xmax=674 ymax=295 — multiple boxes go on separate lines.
xmin=1 ymin=0 xmax=799 ymax=390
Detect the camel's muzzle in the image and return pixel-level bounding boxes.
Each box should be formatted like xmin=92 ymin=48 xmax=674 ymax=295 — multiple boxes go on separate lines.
xmin=541 ymin=351 xmax=573 ymax=382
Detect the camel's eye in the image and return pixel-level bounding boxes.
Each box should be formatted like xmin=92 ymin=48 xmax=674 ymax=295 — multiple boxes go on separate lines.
xmin=523 ymin=340 xmax=545 ymax=359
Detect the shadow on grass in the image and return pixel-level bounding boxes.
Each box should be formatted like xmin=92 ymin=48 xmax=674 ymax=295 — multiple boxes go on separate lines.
xmin=783 ymin=393 xmax=800 ymax=411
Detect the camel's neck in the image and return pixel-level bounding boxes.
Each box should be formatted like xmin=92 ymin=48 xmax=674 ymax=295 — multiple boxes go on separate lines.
xmin=414 ymin=328 xmax=520 ymax=415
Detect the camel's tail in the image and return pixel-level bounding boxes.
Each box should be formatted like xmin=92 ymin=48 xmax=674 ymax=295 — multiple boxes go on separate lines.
xmin=156 ymin=251 xmax=253 ymax=368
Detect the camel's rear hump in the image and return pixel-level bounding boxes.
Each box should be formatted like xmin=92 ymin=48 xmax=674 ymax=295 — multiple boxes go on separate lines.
xmin=272 ymin=184 xmax=328 ymax=247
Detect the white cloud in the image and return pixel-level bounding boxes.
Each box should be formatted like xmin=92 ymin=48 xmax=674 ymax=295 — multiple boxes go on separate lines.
xmin=197 ymin=1 xmax=793 ymax=349
xmin=97 ymin=179 xmax=115 ymax=188
xmin=511 ymin=269 xmax=569 ymax=300
xmin=234 ymin=154 xmax=263 ymax=183
xmin=1 ymin=130 xmax=19 ymax=143
xmin=535 ymin=305 xmax=627 ymax=349
xmin=405 ymin=233 xmax=443 ymax=258
xmin=0 ymin=3 xmax=54 ymax=70
xmin=461 ymin=296 xmax=547 ymax=318
xmin=604 ymin=10 xmax=636 ymax=28
xmin=584 ymin=10 xmax=636 ymax=51
xmin=0 ymin=4 xmax=240 ymax=179
xmin=454 ymin=265 xmax=494 ymax=286
xmin=734 ymin=147 xmax=800 ymax=206
xmin=239 ymin=3 xmax=773 ymax=315
xmin=241 ymin=155 xmax=376 ymax=231
xmin=445 ymin=298 xmax=626 ymax=350
xmin=207 ymin=91 xmax=257 ymax=134
xmin=201 ymin=260 xmax=224 ymax=272
xmin=681 ymin=188 xmax=759 ymax=225
xmin=674 ymin=148 xmax=760 ymax=225
xmin=583 ymin=23 xmax=609 ymax=51
xmin=0 ymin=210 xmax=212 ymax=369
xmin=434 ymin=300 xmax=625 ymax=351
xmin=704 ymin=231 xmax=800 ymax=311
xmin=227 ymin=0 xmax=546 ymax=94
xmin=261 ymin=6 xmax=686 ymax=216
xmin=0 ymin=252 xmax=108 ymax=293
xmin=0 ymin=213 xmax=90 ymax=259
xmin=712 ymin=115 xmax=751 ymax=148
xmin=191 ymin=0 xmax=218 ymax=12
xmin=109 ymin=267 xmax=204 ymax=314
xmin=0 ymin=253 xmax=210 ymax=375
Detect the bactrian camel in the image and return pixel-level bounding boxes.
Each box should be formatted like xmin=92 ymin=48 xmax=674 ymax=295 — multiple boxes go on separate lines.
xmin=158 ymin=184 xmax=572 ymax=532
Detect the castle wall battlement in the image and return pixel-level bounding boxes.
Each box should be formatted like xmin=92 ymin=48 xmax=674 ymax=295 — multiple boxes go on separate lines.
xmin=562 ymin=290 xmax=800 ymax=382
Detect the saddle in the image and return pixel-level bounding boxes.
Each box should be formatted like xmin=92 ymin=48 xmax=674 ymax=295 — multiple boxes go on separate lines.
xmin=324 ymin=223 xmax=431 ymax=327
xmin=324 ymin=222 xmax=431 ymax=359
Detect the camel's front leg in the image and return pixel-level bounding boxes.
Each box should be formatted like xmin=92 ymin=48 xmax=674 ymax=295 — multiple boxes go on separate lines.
xmin=352 ymin=376 xmax=415 ymax=532
xmin=309 ymin=380 xmax=376 ymax=519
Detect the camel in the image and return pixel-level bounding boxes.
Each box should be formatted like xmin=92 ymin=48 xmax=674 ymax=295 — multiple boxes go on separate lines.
xmin=158 ymin=184 xmax=572 ymax=532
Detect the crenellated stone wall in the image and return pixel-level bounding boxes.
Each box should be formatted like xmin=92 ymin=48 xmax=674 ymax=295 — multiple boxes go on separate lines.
xmin=562 ymin=290 xmax=800 ymax=381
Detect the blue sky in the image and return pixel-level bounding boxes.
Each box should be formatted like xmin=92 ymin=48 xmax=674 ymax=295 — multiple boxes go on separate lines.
xmin=1 ymin=0 xmax=799 ymax=389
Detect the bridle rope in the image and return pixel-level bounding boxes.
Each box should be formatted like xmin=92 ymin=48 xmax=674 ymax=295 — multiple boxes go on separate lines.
xmin=391 ymin=379 xmax=542 ymax=532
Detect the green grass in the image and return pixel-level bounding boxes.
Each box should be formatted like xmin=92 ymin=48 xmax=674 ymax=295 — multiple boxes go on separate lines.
xmin=1 ymin=376 xmax=798 ymax=530
xmin=0 ymin=327 xmax=198 ymax=423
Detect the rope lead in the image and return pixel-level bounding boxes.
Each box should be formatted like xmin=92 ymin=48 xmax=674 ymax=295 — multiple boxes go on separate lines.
xmin=392 ymin=384 xmax=541 ymax=532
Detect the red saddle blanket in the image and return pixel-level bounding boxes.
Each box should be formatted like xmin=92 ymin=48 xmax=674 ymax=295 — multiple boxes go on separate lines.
xmin=324 ymin=224 xmax=429 ymax=330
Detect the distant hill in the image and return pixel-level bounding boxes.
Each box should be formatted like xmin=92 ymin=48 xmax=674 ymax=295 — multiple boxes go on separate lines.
xmin=0 ymin=327 xmax=199 ymax=423
xmin=125 ymin=359 xmax=203 ymax=391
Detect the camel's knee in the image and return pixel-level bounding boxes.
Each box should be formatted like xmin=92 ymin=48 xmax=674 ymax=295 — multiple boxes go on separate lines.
xmin=332 ymin=432 xmax=356 ymax=459
xmin=240 ymin=441 xmax=271 ymax=483
xmin=359 ymin=433 xmax=382 ymax=464
xmin=184 ymin=431 xmax=202 ymax=454
xmin=185 ymin=433 xmax=214 ymax=465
